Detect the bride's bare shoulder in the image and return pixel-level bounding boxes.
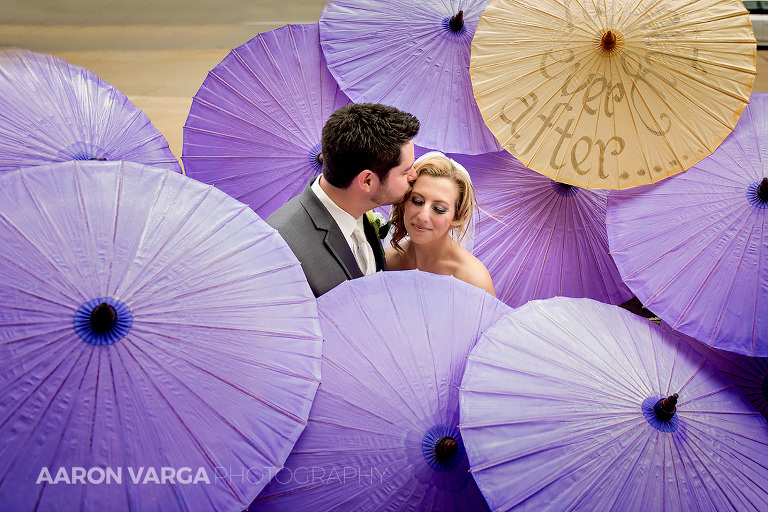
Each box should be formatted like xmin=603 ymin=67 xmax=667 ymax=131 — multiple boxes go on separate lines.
xmin=453 ymin=248 xmax=495 ymax=296
xmin=385 ymin=242 xmax=410 ymax=271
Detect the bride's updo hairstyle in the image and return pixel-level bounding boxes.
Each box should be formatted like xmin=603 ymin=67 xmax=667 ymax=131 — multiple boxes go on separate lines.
xmin=390 ymin=152 xmax=476 ymax=253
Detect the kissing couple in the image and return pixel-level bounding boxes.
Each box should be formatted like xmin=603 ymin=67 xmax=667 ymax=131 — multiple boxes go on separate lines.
xmin=267 ymin=103 xmax=494 ymax=298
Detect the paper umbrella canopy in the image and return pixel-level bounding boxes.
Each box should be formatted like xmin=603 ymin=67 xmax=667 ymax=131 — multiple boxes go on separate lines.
xmin=253 ymin=270 xmax=510 ymax=511
xmin=0 ymin=160 xmax=322 ymax=511
xmin=459 ymin=297 xmax=768 ymax=511
xmin=0 ymin=47 xmax=180 ymax=172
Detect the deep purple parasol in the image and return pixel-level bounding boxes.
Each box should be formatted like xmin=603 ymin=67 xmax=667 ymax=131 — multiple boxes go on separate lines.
xmin=319 ymin=0 xmax=501 ymax=155
xmin=459 ymin=297 xmax=768 ymax=511
xmin=252 ymin=270 xmax=510 ymax=511
xmin=0 ymin=161 xmax=322 ymax=512
xmin=416 ymin=147 xmax=633 ymax=308
xmin=183 ymin=23 xmax=350 ymax=219
xmin=607 ymin=92 xmax=768 ymax=357
xmin=0 ymin=47 xmax=180 ymax=172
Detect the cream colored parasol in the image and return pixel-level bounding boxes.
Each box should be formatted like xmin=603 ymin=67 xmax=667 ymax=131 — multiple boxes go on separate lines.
xmin=470 ymin=0 xmax=756 ymax=189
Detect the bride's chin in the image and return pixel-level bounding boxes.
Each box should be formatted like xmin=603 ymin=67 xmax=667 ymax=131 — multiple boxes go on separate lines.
xmin=407 ymin=229 xmax=450 ymax=245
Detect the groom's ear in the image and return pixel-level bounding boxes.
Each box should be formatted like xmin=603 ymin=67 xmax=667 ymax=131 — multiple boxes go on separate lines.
xmin=355 ymin=170 xmax=378 ymax=193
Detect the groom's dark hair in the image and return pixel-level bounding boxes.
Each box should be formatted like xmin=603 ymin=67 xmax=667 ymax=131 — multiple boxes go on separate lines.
xmin=321 ymin=103 xmax=419 ymax=189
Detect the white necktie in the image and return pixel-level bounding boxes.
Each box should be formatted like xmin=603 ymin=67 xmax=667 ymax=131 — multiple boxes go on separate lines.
xmin=351 ymin=224 xmax=375 ymax=275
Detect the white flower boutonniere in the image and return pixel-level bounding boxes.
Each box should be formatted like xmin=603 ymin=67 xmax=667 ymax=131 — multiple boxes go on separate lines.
xmin=365 ymin=210 xmax=390 ymax=240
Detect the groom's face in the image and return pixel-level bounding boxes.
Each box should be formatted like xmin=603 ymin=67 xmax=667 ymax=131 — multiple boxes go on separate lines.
xmin=371 ymin=140 xmax=416 ymax=206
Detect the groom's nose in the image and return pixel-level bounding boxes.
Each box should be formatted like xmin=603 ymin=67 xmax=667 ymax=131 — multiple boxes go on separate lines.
xmin=407 ymin=166 xmax=417 ymax=182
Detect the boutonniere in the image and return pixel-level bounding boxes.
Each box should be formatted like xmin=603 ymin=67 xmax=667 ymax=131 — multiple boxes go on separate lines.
xmin=365 ymin=210 xmax=390 ymax=239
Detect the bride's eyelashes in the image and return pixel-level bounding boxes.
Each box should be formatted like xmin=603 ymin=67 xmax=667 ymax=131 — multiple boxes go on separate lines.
xmin=410 ymin=195 xmax=449 ymax=215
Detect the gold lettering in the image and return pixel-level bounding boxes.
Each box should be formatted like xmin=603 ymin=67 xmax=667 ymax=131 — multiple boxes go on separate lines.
xmin=604 ymin=82 xmax=625 ymax=117
xmin=594 ymin=137 xmax=625 ymax=179
xmin=621 ymin=51 xmax=672 ymax=136
xmin=499 ymin=93 xmax=538 ymax=152
xmin=583 ymin=76 xmax=607 ymax=116
xmin=571 ymin=136 xmax=592 ymax=175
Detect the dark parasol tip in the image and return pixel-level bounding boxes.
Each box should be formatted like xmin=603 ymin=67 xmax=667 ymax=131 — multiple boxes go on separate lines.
xmin=758 ymin=177 xmax=768 ymax=201
xmin=601 ymin=30 xmax=617 ymax=51
xmin=90 ymin=302 xmax=118 ymax=333
xmin=653 ymin=393 xmax=679 ymax=422
xmin=434 ymin=436 xmax=459 ymax=462
xmin=556 ymin=182 xmax=574 ymax=190
xmin=449 ymin=10 xmax=464 ymax=32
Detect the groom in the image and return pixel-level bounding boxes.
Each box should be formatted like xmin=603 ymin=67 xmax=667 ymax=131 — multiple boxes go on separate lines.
xmin=267 ymin=103 xmax=420 ymax=297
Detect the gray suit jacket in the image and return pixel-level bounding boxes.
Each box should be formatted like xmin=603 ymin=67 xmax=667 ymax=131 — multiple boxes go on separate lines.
xmin=267 ymin=179 xmax=387 ymax=297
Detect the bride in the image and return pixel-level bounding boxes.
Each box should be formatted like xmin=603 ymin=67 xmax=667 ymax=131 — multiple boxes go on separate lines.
xmin=385 ymin=151 xmax=495 ymax=296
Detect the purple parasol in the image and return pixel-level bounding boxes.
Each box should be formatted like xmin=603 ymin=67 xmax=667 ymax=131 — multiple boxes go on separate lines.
xmin=664 ymin=322 xmax=768 ymax=421
xmin=251 ymin=270 xmax=510 ymax=511
xmin=183 ymin=23 xmax=350 ymax=220
xmin=318 ymin=0 xmax=501 ymax=155
xmin=607 ymin=92 xmax=768 ymax=357
xmin=459 ymin=297 xmax=768 ymax=512
xmin=0 ymin=47 xmax=180 ymax=173
xmin=0 ymin=161 xmax=322 ymax=511
xmin=435 ymin=148 xmax=633 ymax=308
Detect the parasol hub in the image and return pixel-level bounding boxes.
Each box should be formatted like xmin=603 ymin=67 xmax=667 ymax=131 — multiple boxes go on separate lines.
xmin=653 ymin=393 xmax=678 ymax=422
xmin=434 ymin=436 xmax=459 ymax=462
xmin=308 ymin=142 xmax=323 ymax=174
xmin=551 ymin=180 xmax=580 ymax=197
xmin=596 ymin=29 xmax=624 ymax=56
xmin=449 ymin=10 xmax=465 ymax=33
xmin=422 ymin=424 xmax=465 ymax=472
xmin=90 ymin=302 xmax=117 ymax=333
xmin=74 ymin=297 xmax=133 ymax=346
xmin=758 ymin=177 xmax=768 ymax=201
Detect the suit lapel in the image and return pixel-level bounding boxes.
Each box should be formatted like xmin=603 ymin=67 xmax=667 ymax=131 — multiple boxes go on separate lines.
xmin=299 ymin=180 xmax=363 ymax=279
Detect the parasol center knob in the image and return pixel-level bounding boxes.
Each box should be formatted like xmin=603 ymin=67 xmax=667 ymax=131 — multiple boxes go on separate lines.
xmin=758 ymin=177 xmax=768 ymax=201
xmin=653 ymin=393 xmax=678 ymax=422
xmin=449 ymin=10 xmax=464 ymax=32
xmin=434 ymin=436 xmax=459 ymax=462
xmin=601 ymin=30 xmax=617 ymax=51
xmin=90 ymin=302 xmax=117 ymax=333
xmin=556 ymin=182 xmax=573 ymax=190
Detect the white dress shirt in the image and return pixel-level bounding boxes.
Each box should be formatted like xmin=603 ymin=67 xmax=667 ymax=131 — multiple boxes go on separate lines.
xmin=311 ymin=177 xmax=376 ymax=275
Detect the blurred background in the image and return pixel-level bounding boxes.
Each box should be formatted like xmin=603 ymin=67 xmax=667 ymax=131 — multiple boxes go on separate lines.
xmin=3 ymin=0 xmax=767 ymax=170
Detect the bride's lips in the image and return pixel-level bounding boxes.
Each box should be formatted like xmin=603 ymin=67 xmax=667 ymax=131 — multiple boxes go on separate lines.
xmin=410 ymin=222 xmax=430 ymax=233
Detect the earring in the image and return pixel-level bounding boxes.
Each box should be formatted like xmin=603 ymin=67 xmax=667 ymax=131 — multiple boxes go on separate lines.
xmin=450 ymin=226 xmax=458 ymax=244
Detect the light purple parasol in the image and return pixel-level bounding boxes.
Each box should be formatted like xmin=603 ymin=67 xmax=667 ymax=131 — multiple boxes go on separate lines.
xmin=664 ymin=322 xmax=768 ymax=421
xmin=442 ymin=148 xmax=633 ymax=308
xmin=459 ymin=297 xmax=768 ymax=512
xmin=0 ymin=161 xmax=322 ymax=512
xmin=0 ymin=47 xmax=180 ymax=172
xmin=252 ymin=270 xmax=510 ymax=511
xmin=607 ymin=92 xmax=768 ymax=357
xmin=183 ymin=23 xmax=350 ymax=219
xmin=319 ymin=0 xmax=501 ymax=155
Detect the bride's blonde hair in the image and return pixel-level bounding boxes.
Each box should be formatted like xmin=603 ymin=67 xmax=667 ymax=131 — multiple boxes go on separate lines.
xmin=390 ymin=152 xmax=476 ymax=254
